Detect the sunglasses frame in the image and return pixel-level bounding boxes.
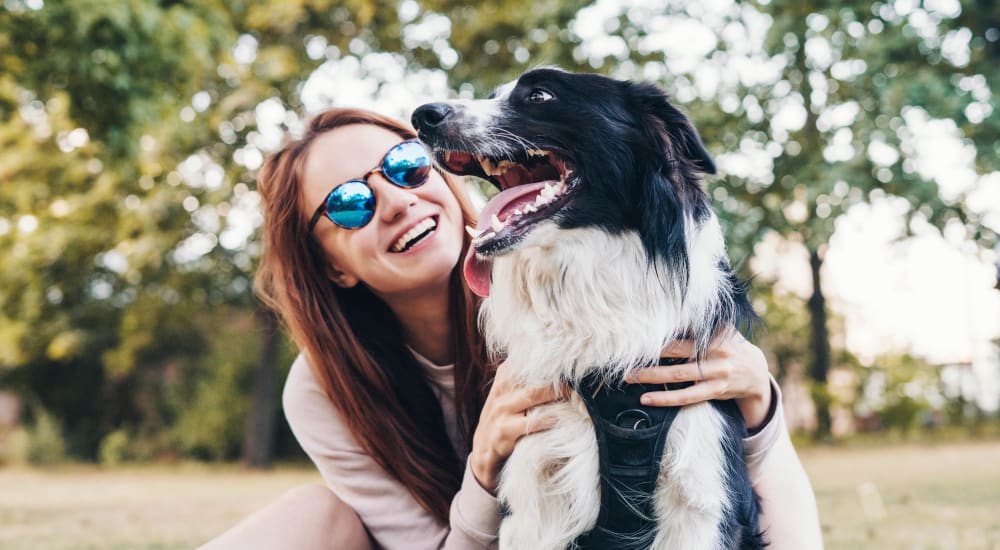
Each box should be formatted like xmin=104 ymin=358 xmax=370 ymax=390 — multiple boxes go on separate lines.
xmin=308 ymin=139 xmax=431 ymax=231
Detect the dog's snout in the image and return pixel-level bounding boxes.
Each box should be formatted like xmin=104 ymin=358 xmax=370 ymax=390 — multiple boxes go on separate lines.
xmin=411 ymin=103 xmax=453 ymax=133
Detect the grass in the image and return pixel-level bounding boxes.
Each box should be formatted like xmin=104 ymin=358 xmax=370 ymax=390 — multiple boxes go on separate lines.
xmin=800 ymin=440 xmax=1000 ymax=550
xmin=0 ymin=464 xmax=321 ymax=550
xmin=1 ymin=441 xmax=998 ymax=549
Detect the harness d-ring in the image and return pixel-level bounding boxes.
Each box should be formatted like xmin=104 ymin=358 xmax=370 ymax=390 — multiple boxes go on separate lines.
xmin=614 ymin=409 xmax=652 ymax=430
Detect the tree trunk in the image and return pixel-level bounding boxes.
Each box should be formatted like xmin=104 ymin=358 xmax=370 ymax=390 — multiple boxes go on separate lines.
xmin=807 ymin=247 xmax=833 ymax=439
xmin=243 ymin=307 xmax=280 ymax=468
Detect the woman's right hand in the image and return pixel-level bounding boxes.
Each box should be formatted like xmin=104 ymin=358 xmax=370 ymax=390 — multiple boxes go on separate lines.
xmin=469 ymin=360 xmax=569 ymax=494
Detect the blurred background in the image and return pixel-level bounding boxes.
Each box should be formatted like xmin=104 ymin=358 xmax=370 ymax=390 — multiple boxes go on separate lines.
xmin=1 ymin=0 xmax=998 ymax=548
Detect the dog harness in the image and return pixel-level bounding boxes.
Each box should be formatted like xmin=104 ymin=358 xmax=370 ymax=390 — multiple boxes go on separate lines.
xmin=571 ymin=356 xmax=695 ymax=550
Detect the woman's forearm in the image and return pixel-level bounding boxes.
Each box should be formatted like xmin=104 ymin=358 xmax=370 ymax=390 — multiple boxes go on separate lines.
xmin=753 ymin=434 xmax=824 ymax=549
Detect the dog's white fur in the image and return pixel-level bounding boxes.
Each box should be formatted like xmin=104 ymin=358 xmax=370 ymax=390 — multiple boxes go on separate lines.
xmin=483 ymin=211 xmax=738 ymax=549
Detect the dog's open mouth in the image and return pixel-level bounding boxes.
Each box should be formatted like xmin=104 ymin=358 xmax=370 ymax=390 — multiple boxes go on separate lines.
xmin=436 ymin=149 xmax=575 ymax=253
xmin=434 ymin=148 xmax=575 ymax=297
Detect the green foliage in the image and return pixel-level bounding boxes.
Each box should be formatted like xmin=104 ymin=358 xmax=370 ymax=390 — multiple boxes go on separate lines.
xmin=856 ymin=353 xmax=941 ymax=434
xmin=3 ymin=409 xmax=68 ymax=466
xmin=169 ymin=310 xmax=295 ymax=462
xmin=752 ymin=283 xmax=812 ymax=379
xmin=29 ymin=410 xmax=68 ymax=465
xmin=171 ymin=354 xmax=251 ymax=462
xmin=98 ymin=428 xmax=130 ymax=467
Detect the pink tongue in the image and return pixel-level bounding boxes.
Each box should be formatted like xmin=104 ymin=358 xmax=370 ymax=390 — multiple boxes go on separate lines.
xmin=463 ymin=181 xmax=551 ymax=297
xmin=464 ymin=251 xmax=493 ymax=297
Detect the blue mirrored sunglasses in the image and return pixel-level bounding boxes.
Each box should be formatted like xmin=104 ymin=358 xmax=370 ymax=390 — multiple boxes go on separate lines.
xmin=308 ymin=140 xmax=432 ymax=231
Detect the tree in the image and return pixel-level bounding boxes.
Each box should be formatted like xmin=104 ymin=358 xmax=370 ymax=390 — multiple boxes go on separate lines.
xmin=0 ymin=0 xmax=599 ymax=463
xmin=3 ymin=0 xmax=996 ymax=460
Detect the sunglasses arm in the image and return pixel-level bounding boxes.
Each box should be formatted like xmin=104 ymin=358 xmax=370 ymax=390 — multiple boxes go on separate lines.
xmin=308 ymin=202 xmax=327 ymax=232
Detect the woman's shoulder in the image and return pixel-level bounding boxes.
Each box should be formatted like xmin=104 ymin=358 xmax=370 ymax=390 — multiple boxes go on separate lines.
xmin=282 ymin=353 xmax=358 ymax=448
xmin=284 ymin=353 xmax=318 ymax=392
xmin=282 ymin=353 xmax=324 ymax=409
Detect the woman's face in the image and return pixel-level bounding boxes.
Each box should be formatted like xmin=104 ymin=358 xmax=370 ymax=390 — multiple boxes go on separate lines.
xmin=301 ymin=124 xmax=465 ymax=298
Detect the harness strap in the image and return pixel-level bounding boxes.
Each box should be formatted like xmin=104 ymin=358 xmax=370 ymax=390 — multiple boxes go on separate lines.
xmin=572 ymin=357 xmax=694 ymax=549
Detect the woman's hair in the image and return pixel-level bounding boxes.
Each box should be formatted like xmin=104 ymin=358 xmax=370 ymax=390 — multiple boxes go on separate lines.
xmin=254 ymin=108 xmax=490 ymax=523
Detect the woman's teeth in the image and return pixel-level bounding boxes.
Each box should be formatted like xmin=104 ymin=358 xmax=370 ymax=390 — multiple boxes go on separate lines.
xmin=391 ymin=217 xmax=437 ymax=252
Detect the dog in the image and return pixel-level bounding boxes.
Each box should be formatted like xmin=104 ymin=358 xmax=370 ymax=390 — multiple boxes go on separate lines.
xmin=413 ymin=68 xmax=765 ymax=550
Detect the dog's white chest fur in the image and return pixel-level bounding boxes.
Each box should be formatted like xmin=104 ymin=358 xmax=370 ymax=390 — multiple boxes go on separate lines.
xmin=483 ymin=219 xmax=736 ymax=550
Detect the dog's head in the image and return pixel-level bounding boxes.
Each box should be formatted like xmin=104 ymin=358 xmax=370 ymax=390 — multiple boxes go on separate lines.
xmin=412 ymin=68 xmax=716 ymax=296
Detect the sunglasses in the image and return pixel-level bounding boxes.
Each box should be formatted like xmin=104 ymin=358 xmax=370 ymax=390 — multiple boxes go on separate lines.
xmin=308 ymin=139 xmax=433 ymax=231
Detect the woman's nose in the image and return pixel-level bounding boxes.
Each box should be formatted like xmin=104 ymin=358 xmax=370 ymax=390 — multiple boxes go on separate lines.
xmin=371 ymin=174 xmax=417 ymax=223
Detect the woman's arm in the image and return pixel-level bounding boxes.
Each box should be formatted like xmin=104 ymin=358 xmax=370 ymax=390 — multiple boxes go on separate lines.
xmin=752 ymin=426 xmax=824 ymax=549
xmin=283 ymin=355 xmax=500 ymax=550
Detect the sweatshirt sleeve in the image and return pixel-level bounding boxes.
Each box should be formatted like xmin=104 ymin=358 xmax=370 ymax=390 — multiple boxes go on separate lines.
xmin=282 ymin=355 xmax=501 ymax=550
xmin=742 ymin=375 xmax=786 ymax=482
xmin=742 ymin=375 xmax=825 ymax=549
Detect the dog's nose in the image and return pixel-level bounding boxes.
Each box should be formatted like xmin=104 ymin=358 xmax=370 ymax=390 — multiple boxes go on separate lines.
xmin=412 ymin=103 xmax=453 ymax=132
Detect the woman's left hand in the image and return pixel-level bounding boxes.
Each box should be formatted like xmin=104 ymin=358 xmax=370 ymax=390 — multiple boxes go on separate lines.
xmin=625 ymin=330 xmax=773 ymax=432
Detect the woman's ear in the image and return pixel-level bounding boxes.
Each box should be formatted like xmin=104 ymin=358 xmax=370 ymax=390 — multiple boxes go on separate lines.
xmin=325 ymin=262 xmax=359 ymax=288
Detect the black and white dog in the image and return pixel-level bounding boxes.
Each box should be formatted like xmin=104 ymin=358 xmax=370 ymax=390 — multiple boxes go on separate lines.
xmin=413 ymin=69 xmax=765 ymax=550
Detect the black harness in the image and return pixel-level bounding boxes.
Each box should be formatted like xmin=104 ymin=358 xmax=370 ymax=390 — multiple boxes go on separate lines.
xmin=572 ymin=357 xmax=694 ymax=550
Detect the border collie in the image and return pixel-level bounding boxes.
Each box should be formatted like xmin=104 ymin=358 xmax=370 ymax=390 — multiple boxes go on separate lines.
xmin=413 ymin=68 xmax=765 ymax=550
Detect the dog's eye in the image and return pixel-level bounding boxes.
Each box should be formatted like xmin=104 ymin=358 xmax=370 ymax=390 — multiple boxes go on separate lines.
xmin=527 ymin=89 xmax=554 ymax=103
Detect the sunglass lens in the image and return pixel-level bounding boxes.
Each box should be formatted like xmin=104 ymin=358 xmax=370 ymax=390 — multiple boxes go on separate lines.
xmin=383 ymin=141 xmax=431 ymax=187
xmin=326 ymin=180 xmax=375 ymax=228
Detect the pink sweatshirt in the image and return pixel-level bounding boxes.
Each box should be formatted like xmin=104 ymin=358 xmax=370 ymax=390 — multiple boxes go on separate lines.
xmin=283 ymin=351 xmax=823 ymax=549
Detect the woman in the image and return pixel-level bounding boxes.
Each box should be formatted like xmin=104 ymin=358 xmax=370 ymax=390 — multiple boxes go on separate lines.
xmin=202 ymin=108 xmax=822 ymax=549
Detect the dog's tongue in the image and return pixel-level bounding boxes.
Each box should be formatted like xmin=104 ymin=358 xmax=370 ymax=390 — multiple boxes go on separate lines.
xmin=464 ymin=181 xmax=550 ymax=297
xmin=464 ymin=248 xmax=493 ymax=297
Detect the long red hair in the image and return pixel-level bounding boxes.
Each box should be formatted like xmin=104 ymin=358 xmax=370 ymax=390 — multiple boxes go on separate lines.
xmin=254 ymin=108 xmax=490 ymax=522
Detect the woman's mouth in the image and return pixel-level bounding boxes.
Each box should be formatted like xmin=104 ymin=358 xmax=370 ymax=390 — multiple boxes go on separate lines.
xmin=390 ymin=216 xmax=438 ymax=253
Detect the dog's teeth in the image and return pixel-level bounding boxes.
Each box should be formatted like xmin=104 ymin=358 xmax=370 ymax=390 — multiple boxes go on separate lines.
xmin=540 ymin=186 xmax=555 ymax=200
xmin=491 ymin=214 xmax=504 ymax=233
xmin=444 ymin=151 xmax=452 ymax=162
xmin=479 ymin=157 xmax=513 ymax=176
xmin=465 ymin=225 xmax=479 ymax=238
xmin=535 ymin=194 xmax=546 ymax=206
xmin=523 ymin=203 xmax=537 ymax=213
xmin=527 ymin=149 xmax=547 ymax=157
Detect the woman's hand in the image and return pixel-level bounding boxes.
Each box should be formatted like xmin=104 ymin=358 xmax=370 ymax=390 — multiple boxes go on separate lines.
xmin=626 ymin=331 xmax=773 ymax=431
xmin=469 ymin=361 xmax=569 ymax=494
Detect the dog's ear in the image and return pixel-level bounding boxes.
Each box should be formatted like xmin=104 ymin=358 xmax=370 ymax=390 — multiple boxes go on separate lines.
xmin=629 ymin=82 xmax=716 ymax=175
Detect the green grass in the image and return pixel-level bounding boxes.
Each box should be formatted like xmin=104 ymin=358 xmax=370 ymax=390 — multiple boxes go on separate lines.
xmin=1 ymin=442 xmax=998 ymax=549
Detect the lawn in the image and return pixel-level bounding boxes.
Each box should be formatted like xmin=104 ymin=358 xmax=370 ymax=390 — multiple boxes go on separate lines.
xmin=800 ymin=440 xmax=1000 ymax=550
xmin=1 ymin=441 xmax=998 ymax=549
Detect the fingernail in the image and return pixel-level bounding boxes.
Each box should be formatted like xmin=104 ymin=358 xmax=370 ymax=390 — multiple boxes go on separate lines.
xmin=640 ymin=395 xmax=651 ymax=405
